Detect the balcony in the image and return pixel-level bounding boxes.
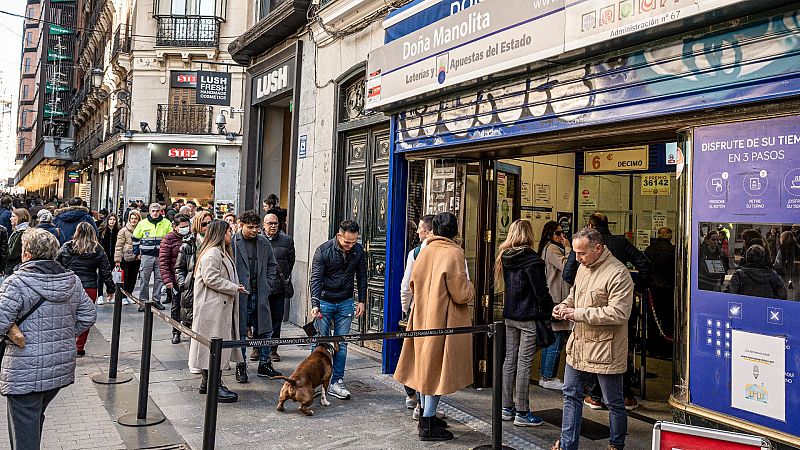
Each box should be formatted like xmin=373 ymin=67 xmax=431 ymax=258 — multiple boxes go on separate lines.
xmin=228 ymin=0 xmax=310 ymax=64
xmin=156 ymin=104 xmax=213 ymax=134
xmin=156 ymin=16 xmax=220 ymax=47
xmin=112 ymin=24 xmax=131 ymax=58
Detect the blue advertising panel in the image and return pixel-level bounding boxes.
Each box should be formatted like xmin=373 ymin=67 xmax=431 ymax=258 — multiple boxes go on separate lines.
xmin=690 ymin=116 xmax=800 ymax=436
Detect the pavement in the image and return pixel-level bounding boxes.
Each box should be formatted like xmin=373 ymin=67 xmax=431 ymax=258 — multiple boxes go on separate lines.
xmin=0 ymin=293 xmax=671 ymax=449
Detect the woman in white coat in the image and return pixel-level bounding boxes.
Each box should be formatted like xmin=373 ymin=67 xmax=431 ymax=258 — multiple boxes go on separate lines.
xmin=537 ymin=221 xmax=573 ymax=391
xmin=188 ymin=220 xmax=247 ymax=403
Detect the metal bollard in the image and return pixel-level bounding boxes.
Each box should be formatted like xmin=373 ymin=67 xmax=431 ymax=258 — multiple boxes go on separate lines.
xmin=474 ymin=321 xmax=513 ymax=450
xmin=202 ymin=337 xmax=223 ymax=450
xmin=92 ymin=283 xmax=132 ymax=385
xmin=118 ymin=300 xmax=166 ymax=427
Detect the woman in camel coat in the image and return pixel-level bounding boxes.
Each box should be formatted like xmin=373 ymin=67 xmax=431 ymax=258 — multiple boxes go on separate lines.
xmin=188 ymin=220 xmax=246 ymax=403
xmin=394 ymin=212 xmax=475 ymax=441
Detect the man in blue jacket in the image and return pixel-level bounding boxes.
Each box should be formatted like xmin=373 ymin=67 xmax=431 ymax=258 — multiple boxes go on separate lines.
xmin=53 ymin=197 xmax=98 ymax=242
xmin=310 ymin=219 xmax=367 ymax=400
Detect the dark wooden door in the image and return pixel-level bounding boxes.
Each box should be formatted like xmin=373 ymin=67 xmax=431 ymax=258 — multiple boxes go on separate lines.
xmin=339 ymin=125 xmax=390 ymax=351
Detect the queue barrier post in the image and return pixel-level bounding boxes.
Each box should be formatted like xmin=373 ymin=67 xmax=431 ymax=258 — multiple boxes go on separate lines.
xmin=117 ymin=300 xmax=166 ymax=427
xmin=92 ymin=283 xmax=132 ymax=385
xmin=202 ymin=337 xmax=223 ymax=450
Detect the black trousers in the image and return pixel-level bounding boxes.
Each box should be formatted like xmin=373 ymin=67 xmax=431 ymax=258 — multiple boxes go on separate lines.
xmin=121 ymin=259 xmax=141 ymax=295
xmin=268 ymin=292 xmax=285 ymax=353
xmin=168 ymin=288 xmax=181 ymax=333
xmin=6 ymin=387 xmax=61 ymax=450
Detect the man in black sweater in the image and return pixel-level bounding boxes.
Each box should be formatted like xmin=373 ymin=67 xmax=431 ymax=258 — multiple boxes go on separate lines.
xmin=310 ymin=220 xmax=367 ymax=400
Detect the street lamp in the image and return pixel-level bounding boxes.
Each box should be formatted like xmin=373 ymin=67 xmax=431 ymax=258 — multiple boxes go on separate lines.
xmin=91 ymin=68 xmax=104 ymax=89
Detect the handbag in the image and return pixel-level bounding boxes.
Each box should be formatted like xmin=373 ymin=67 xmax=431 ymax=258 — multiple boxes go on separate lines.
xmin=534 ymin=319 xmax=556 ymax=348
xmin=0 ymin=296 xmax=47 ymax=366
xmin=277 ymin=264 xmax=294 ymax=299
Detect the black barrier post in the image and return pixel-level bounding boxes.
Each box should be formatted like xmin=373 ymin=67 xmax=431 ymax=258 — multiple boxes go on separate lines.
xmin=93 ymin=283 xmax=133 ymax=385
xmin=203 ymin=337 xmax=223 ymax=450
xmin=118 ymin=300 xmax=166 ymax=427
xmin=474 ymin=321 xmax=512 ymax=450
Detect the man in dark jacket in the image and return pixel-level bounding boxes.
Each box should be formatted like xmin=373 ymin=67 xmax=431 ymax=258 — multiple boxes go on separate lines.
xmin=310 ymin=219 xmax=367 ymax=400
xmin=232 ymin=210 xmax=281 ymax=382
xmin=563 ymin=212 xmax=651 ymax=411
xmin=263 ymin=212 xmax=295 ymax=362
xmin=159 ymin=214 xmax=191 ymax=344
xmin=644 ymin=227 xmax=676 ymax=357
xmin=53 ymin=197 xmax=99 ymax=242
xmin=0 ymin=195 xmax=13 ymax=235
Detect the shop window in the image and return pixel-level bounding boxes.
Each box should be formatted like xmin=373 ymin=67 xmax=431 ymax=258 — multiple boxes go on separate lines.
xmin=697 ymin=222 xmax=797 ymax=301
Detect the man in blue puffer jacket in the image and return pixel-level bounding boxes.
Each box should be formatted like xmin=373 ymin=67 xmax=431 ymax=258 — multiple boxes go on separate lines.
xmin=0 ymin=228 xmax=96 ymax=450
xmin=53 ymin=197 xmax=98 ymax=242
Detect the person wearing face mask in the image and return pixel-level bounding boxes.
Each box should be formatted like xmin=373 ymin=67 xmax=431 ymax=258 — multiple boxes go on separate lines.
xmin=159 ymin=214 xmax=191 ymax=344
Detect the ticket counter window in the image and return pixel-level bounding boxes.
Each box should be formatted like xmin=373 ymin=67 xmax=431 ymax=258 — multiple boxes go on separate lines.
xmin=697 ymin=222 xmax=798 ymax=301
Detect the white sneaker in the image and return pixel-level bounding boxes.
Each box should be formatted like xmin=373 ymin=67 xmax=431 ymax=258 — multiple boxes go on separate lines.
xmin=96 ymin=296 xmax=105 ymax=305
xmin=539 ymin=377 xmax=565 ymax=391
xmin=405 ymin=395 xmax=418 ymax=409
xmin=189 ymin=366 xmax=202 ymax=374
xmin=121 ymin=297 xmax=131 ymax=305
xmin=107 ymin=296 xmax=114 ymax=304
xmin=327 ymin=380 xmax=351 ymax=399
xmin=412 ymin=405 xmax=447 ymax=421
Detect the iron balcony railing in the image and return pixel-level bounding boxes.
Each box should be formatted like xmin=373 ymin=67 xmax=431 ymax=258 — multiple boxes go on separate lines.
xmin=156 ymin=16 xmax=220 ymax=47
xmin=156 ymin=104 xmax=213 ymax=134
xmin=112 ymin=24 xmax=131 ymax=58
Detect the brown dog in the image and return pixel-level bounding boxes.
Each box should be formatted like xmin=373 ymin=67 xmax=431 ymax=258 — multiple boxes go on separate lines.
xmin=272 ymin=343 xmax=338 ymax=416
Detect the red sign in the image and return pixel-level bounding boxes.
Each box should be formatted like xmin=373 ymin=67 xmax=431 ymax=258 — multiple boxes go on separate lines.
xmin=582 ymin=189 xmax=590 ymax=199
xmin=653 ymin=422 xmax=767 ymax=450
xmin=168 ymin=148 xmax=198 ymax=160
xmin=176 ymin=74 xmax=196 ymax=84
xmin=170 ymin=71 xmax=198 ymax=88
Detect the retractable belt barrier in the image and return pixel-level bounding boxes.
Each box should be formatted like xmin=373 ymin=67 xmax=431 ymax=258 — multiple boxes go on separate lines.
xmin=105 ymin=291 xmax=510 ymax=450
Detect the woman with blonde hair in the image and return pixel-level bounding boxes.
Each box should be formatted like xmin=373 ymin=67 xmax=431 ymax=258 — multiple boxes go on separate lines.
xmin=188 ymin=220 xmax=246 ymax=403
xmin=57 ymin=222 xmax=115 ymax=356
xmin=115 ymin=210 xmax=141 ymax=305
xmin=494 ymin=219 xmax=554 ymax=427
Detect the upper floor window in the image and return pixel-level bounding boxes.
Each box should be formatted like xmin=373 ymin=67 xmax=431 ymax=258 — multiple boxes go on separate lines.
xmin=154 ymin=0 xmax=226 ymax=19
xmin=256 ymin=0 xmax=288 ymax=20
xmin=24 ymin=58 xmax=31 ymax=73
xmin=20 ymin=110 xmax=28 ymax=127
xmin=26 ymin=32 xmax=33 ymax=47
xmin=22 ymin=85 xmax=29 ymax=100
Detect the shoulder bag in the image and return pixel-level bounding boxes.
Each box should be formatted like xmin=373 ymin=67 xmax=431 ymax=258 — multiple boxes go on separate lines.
xmin=0 ymin=296 xmax=47 ymax=366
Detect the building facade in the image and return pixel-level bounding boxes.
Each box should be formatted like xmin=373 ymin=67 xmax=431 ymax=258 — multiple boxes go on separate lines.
xmin=14 ymin=0 xmax=78 ymax=196
xmin=68 ymin=0 xmax=247 ymax=213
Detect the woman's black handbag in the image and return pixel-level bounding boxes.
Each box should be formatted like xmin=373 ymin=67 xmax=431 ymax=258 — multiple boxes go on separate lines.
xmin=0 ymin=296 xmax=47 ymax=366
xmin=534 ymin=319 xmax=556 ymax=348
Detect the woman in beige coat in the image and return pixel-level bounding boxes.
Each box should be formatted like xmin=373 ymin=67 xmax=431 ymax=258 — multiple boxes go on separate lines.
xmin=188 ymin=220 xmax=246 ymax=403
xmin=114 ymin=210 xmax=140 ymax=305
xmin=394 ymin=212 xmax=474 ymax=442
xmin=537 ymin=220 xmax=573 ymax=391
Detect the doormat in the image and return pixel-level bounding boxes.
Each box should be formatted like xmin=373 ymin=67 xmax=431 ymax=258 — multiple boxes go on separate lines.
xmin=535 ymin=408 xmax=610 ymax=441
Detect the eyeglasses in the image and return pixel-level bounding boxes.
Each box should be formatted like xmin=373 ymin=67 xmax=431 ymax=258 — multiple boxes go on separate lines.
xmin=266 ymin=222 xmax=279 ymax=226
xmin=554 ymin=230 xmax=564 ymax=236
xmin=201 ymin=221 xmax=211 ymax=227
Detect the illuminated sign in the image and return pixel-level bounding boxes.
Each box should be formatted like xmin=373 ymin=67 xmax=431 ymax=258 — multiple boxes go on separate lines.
xmin=150 ymin=144 xmax=215 ymax=166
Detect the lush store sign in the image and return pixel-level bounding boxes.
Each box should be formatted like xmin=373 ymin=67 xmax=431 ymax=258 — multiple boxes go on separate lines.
xmin=367 ymin=0 xmax=753 ymax=109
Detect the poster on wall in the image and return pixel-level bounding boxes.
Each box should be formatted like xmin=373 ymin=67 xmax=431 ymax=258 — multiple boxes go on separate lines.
xmin=689 ymin=115 xmax=800 ymax=437
xmin=521 ymin=182 xmax=532 ymax=206
xmin=557 ymin=212 xmax=573 ymax=240
xmin=641 ymin=173 xmax=670 ymax=195
xmin=497 ymin=198 xmax=512 ymax=242
xmin=652 ymin=210 xmax=667 ymax=230
xmin=534 ymin=184 xmax=551 ymax=205
xmin=731 ymin=330 xmax=786 ymax=421
xmin=215 ymin=200 xmax=235 ymax=219
xmin=636 ymin=229 xmax=651 ymax=251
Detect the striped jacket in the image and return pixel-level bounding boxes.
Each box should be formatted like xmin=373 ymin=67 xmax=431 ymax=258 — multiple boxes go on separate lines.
xmin=132 ymin=216 xmax=172 ymax=257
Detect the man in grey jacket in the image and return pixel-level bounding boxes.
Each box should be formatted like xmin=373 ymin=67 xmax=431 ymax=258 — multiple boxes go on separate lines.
xmin=232 ymin=210 xmax=281 ymax=383
xmin=0 ymin=228 xmax=96 ymax=450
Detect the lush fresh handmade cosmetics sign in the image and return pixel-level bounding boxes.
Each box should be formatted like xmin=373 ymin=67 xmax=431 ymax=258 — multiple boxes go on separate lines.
xmin=366 ymin=0 xmax=565 ymax=108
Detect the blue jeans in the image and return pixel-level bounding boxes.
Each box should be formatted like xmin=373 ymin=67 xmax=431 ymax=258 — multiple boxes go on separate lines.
xmin=242 ymin=293 xmax=271 ymax=362
xmin=540 ymin=330 xmax=570 ymax=379
xmin=560 ymin=364 xmax=626 ymax=450
xmin=316 ymin=299 xmax=354 ymax=383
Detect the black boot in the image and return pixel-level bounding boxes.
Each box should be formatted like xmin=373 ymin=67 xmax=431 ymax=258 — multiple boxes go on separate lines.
xmin=235 ymin=362 xmax=248 ymax=383
xmin=153 ymin=301 xmax=166 ymax=311
xmin=418 ymin=416 xmax=453 ymax=441
xmin=199 ymin=370 xmax=208 ymax=394
xmin=218 ymin=374 xmax=238 ymax=403
xmin=257 ymin=360 xmax=282 ymax=378
xmin=171 ymin=331 xmax=181 ymax=344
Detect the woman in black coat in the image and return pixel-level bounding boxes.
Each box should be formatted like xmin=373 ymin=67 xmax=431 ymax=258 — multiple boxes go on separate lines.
xmin=494 ymin=219 xmax=553 ymax=427
xmin=57 ymin=222 xmax=115 ymax=356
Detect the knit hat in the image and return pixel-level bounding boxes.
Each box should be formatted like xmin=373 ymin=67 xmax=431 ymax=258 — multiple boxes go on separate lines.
xmin=37 ymin=209 xmax=53 ymax=223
